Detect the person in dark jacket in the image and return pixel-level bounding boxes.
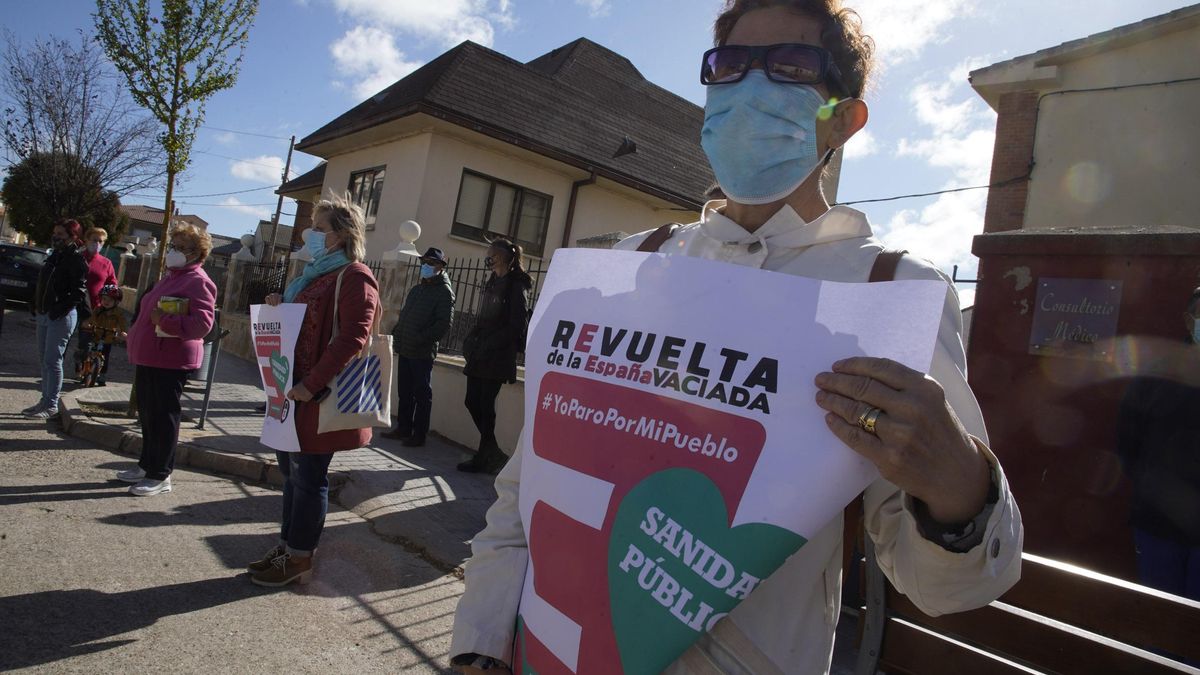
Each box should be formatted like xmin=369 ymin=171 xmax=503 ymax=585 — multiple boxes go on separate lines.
xmin=23 ymin=219 xmax=88 ymax=418
xmin=384 ymin=247 xmax=455 ymax=447
xmin=1117 ymin=287 xmax=1200 ymax=600
xmin=458 ymin=238 xmax=532 ymax=474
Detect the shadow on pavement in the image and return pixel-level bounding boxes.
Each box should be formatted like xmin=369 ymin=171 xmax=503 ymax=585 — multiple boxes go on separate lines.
xmin=0 ymin=578 xmax=258 ymax=671
xmin=95 ymin=494 xmax=282 ymax=528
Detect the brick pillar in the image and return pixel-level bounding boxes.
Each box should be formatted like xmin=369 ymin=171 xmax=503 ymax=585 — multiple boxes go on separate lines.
xmin=983 ymin=90 xmax=1039 ymax=233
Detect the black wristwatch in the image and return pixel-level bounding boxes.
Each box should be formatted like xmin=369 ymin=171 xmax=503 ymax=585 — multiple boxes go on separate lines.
xmin=451 ymin=653 xmax=508 ymax=671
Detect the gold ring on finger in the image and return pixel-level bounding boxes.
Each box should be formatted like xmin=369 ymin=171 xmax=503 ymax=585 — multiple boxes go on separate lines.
xmin=857 ymin=406 xmax=883 ymax=435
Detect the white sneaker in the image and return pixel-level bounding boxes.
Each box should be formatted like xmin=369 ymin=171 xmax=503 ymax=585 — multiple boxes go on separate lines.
xmin=116 ymin=467 xmax=147 ymax=483
xmin=129 ymin=477 xmax=172 ymax=496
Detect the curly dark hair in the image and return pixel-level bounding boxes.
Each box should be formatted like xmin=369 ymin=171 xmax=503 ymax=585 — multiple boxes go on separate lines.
xmin=713 ymin=0 xmax=876 ymax=99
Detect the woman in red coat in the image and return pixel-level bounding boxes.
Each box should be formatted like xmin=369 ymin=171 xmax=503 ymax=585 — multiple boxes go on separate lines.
xmin=254 ymin=195 xmax=380 ymax=587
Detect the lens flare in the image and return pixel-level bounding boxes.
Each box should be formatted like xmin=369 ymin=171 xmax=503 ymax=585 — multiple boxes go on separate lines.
xmin=1063 ymin=161 xmax=1111 ymax=205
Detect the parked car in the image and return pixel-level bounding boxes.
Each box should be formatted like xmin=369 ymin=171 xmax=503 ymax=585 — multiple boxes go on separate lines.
xmin=0 ymin=243 xmax=49 ymax=304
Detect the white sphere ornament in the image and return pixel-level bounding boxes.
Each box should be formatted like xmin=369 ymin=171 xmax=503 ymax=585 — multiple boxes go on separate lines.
xmin=399 ymin=220 xmax=421 ymax=244
xmin=233 ymin=233 xmax=257 ymax=262
xmin=384 ymin=220 xmax=422 ymax=260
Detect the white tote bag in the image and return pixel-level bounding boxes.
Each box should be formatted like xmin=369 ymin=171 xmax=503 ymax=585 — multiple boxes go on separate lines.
xmin=317 ymin=266 xmax=393 ymax=433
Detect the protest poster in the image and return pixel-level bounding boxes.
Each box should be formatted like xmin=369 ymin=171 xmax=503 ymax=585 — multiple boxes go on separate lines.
xmin=513 ymin=248 xmax=948 ymax=674
xmin=250 ymin=303 xmax=307 ymax=453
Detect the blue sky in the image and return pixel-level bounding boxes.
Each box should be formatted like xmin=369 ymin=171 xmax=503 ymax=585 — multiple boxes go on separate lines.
xmin=3 ymin=0 xmax=1191 ymax=286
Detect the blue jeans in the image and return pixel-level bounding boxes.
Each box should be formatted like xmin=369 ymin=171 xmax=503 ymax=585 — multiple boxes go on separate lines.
xmin=277 ymin=452 xmax=335 ymax=555
xmin=36 ymin=309 xmax=77 ymax=410
xmin=1135 ymin=528 xmax=1200 ymax=601
xmin=395 ymin=356 xmax=434 ymax=439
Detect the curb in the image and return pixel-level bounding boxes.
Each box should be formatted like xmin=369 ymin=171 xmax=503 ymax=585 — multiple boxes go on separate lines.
xmin=58 ymin=392 xmax=347 ymax=491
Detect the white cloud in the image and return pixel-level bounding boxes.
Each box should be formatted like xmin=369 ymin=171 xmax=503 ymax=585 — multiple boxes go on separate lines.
xmin=330 ymin=26 xmax=425 ymax=100
xmin=575 ymin=0 xmax=610 ymax=18
xmin=873 ymin=59 xmax=997 ymax=277
xmin=230 ymin=155 xmax=287 ymax=184
xmin=214 ymin=131 xmax=237 ymax=145
xmin=329 ymin=0 xmax=513 ymax=48
xmin=219 ymin=197 xmax=272 ymax=221
xmin=851 ymin=0 xmax=975 ymax=67
xmin=842 ymin=129 xmax=880 ymax=160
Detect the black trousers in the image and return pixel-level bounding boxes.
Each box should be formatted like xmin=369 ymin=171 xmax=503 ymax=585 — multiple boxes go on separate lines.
xmin=464 ymin=376 xmax=504 ymax=450
xmin=135 ymin=365 xmax=189 ymax=480
xmin=395 ymin=356 xmax=435 ymax=439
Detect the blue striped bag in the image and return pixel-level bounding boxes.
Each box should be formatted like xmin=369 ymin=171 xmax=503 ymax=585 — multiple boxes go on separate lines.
xmin=317 ymin=266 xmax=393 ymax=434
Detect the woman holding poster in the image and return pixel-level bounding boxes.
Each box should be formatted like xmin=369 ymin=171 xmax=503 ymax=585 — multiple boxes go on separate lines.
xmin=450 ymin=1 xmax=1023 ymax=673
xmin=253 ymin=196 xmax=380 ymax=588
xmin=118 ymin=223 xmax=216 ymax=497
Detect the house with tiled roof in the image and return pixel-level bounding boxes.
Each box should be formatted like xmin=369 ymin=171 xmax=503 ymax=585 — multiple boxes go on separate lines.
xmin=278 ymin=38 xmax=713 ymax=260
xmin=119 ymin=204 xmax=209 ymax=247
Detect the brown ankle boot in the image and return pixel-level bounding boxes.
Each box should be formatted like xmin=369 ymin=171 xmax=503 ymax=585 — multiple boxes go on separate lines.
xmin=247 ymin=544 xmax=286 ymax=573
xmin=250 ymin=553 xmax=313 ymax=587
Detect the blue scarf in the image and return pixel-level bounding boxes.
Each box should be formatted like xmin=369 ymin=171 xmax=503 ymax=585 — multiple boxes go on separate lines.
xmin=283 ymin=250 xmax=351 ymax=302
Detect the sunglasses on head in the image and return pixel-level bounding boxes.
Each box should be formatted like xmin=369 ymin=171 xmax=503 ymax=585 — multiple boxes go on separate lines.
xmin=701 ymin=43 xmax=847 ymax=96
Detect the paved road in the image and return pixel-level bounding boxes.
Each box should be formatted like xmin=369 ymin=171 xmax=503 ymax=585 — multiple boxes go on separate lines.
xmin=0 ymin=305 xmax=462 ymax=673
xmin=38 ymin=303 xmax=498 ymax=570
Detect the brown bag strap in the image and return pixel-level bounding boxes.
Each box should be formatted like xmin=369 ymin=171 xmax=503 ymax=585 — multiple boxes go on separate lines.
xmin=842 ymin=249 xmax=908 ymax=587
xmin=868 ymin=248 xmax=908 ymax=283
xmin=636 ymin=223 xmax=681 ymax=252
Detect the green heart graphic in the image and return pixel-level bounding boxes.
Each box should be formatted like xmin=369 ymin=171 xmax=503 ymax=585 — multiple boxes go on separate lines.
xmin=270 ymin=350 xmax=290 ymax=391
xmin=608 ymin=469 xmax=806 ymax=674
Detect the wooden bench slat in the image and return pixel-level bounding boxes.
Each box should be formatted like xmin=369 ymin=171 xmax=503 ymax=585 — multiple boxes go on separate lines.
xmin=878 ymin=617 xmax=1040 ymax=675
xmin=999 ymin=553 xmax=1200 ymax=662
xmin=886 ymin=589 xmax=1195 ymax=675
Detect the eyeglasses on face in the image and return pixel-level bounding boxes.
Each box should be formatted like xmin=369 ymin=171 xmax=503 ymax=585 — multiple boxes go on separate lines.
xmin=167 ymin=244 xmax=195 ymax=255
xmin=701 ymin=43 xmax=847 ymax=96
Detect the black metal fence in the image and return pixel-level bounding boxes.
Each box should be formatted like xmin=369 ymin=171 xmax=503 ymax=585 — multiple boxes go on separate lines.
xmin=201 ymin=256 xmax=230 ymax=304
xmin=380 ymin=256 xmax=548 ymax=365
xmin=234 ymin=261 xmax=287 ymax=313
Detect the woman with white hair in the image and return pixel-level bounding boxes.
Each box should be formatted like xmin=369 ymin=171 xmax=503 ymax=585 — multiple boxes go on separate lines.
xmin=255 ymin=195 xmax=381 ymax=587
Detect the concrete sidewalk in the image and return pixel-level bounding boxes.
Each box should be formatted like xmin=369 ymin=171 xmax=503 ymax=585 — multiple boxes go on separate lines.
xmin=2 ymin=305 xmax=498 ymax=573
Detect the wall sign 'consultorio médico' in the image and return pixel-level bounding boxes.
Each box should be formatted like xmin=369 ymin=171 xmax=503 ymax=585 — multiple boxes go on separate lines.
xmin=1028 ymin=278 xmax=1123 ymax=361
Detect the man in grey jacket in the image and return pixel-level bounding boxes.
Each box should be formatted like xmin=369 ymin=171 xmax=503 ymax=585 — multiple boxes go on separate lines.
xmin=385 ymin=247 xmax=454 ymax=447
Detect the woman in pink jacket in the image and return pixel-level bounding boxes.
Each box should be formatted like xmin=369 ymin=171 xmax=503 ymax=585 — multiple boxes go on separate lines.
xmin=116 ymin=223 xmax=216 ymax=496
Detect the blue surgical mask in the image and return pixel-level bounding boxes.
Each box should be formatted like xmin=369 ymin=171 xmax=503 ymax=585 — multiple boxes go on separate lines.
xmin=307 ymin=229 xmax=328 ymax=259
xmin=1192 ymin=320 xmax=1200 ymax=343
xmin=420 ymin=264 xmax=437 ymax=279
xmin=701 ymin=71 xmax=830 ymax=205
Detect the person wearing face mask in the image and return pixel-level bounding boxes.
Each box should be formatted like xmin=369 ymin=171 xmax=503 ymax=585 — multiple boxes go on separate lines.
xmin=449 ymin=2 xmax=1022 ymax=673
xmin=457 ymin=239 xmax=532 ymax=475
xmin=116 ymin=222 xmax=216 ymax=497
xmin=1116 ymin=287 xmax=1200 ymax=601
xmin=23 ymin=219 xmax=88 ymax=419
xmin=73 ymin=227 xmax=119 ymax=380
xmin=384 ymin=247 xmax=455 ymax=447
xmin=255 ymin=195 xmax=381 ymax=587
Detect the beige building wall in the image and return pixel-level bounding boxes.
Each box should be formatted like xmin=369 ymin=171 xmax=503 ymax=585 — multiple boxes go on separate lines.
xmin=1024 ymin=24 xmax=1200 ymax=230
xmin=414 ymin=132 xmax=576 ymax=262
xmin=569 ymin=180 xmax=698 ymax=245
xmin=315 ymin=126 xmax=700 ymax=265
xmin=319 ymin=133 xmax=433 ymax=258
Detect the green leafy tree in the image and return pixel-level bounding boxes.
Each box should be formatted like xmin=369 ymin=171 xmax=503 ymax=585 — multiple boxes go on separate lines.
xmin=1 ymin=152 xmax=130 ymax=244
xmin=94 ymin=0 xmax=258 ymax=279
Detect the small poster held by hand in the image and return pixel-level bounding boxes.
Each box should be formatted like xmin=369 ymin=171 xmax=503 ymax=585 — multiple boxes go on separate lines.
xmin=154 ymin=296 xmax=189 ymax=338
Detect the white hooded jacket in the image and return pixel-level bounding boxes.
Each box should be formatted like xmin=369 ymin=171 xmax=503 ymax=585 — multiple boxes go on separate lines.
xmin=451 ymin=202 xmax=1023 ymax=674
